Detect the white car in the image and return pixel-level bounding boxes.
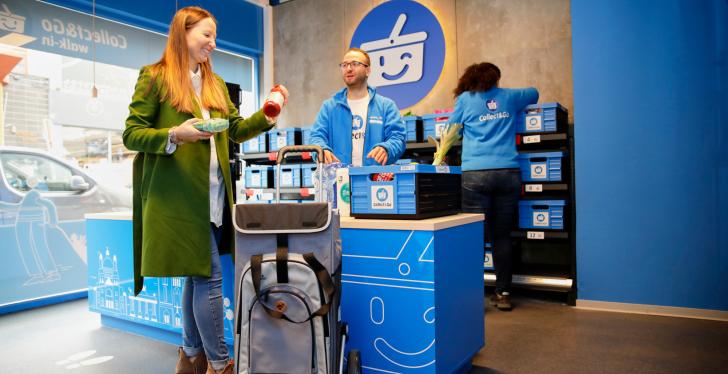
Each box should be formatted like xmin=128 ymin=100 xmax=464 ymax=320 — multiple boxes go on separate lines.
xmin=0 ymin=146 xmax=131 ymax=223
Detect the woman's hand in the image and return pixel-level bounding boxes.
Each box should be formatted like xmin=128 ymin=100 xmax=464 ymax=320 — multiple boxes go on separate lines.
xmin=264 ymin=85 xmax=290 ymax=124
xmin=172 ymin=118 xmax=212 ymax=143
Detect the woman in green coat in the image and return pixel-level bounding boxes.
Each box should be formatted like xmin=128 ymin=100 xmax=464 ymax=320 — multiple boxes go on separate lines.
xmin=123 ymin=6 xmax=287 ymax=374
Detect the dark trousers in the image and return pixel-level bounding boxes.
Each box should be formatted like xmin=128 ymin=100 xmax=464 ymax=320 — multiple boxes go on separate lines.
xmin=461 ymin=169 xmax=521 ymax=293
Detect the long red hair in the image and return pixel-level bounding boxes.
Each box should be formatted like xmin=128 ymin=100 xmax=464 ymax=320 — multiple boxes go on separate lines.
xmin=148 ymin=6 xmax=229 ymax=115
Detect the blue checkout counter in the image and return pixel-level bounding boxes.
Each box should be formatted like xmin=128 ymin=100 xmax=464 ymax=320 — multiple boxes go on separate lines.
xmin=86 ymin=212 xmax=485 ymax=373
xmin=340 ymin=214 xmax=485 ymax=373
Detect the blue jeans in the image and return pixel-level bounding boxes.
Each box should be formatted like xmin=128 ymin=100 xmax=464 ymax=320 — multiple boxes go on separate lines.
xmin=462 ymin=169 xmax=521 ymax=293
xmin=182 ymin=224 xmax=229 ymax=370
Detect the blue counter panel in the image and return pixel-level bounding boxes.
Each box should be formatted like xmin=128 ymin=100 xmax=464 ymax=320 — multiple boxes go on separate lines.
xmin=340 ymin=220 xmax=484 ymax=373
xmin=86 ymin=218 xmax=237 ymax=345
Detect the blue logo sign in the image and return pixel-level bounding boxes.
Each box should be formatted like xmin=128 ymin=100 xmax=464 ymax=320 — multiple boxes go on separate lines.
xmin=536 ymin=213 xmax=546 ymax=222
xmin=352 ymin=115 xmax=364 ymax=130
xmin=376 ymin=187 xmax=389 ymax=202
xmin=535 ymin=166 xmax=544 ymax=175
xmin=529 ymin=117 xmax=539 ymax=126
xmin=351 ymin=0 xmax=445 ymax=109
xmin=487 ymin=99 xmax=498 ymax=112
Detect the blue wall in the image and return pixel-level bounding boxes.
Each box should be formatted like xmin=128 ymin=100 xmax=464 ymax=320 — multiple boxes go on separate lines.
xmin=573 ymin=0 xmax=728 ymax=310
xmin=43 ymin=0 xmax=263 ymax=56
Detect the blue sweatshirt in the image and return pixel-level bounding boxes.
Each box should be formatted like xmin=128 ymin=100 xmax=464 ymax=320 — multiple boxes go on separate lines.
xmin=309 ymin=86 xmax=406 ymax=165
xmin=449 ymin=87 xmax=539 ymax=171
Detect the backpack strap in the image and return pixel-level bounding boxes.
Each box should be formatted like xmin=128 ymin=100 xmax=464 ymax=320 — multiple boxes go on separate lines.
xmin=250 ymin=251 xmax=336 ymax=323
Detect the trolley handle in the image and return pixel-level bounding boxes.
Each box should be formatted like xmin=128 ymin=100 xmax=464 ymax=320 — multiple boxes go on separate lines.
xmin=275 ymin=145 xmax=325 ymax=203
xmin=276 ymin=145 xmax=324 ymax=165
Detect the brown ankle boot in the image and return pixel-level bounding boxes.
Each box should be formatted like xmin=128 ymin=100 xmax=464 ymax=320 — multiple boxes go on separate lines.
xmin=205 ymin=359 xmax=233 ymax=374
xmin=175 ymin=347 xmax=208 ymax=374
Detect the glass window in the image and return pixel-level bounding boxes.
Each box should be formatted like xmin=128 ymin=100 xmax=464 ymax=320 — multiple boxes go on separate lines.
xmin=1 ymin=152 xmax=75 ymax=192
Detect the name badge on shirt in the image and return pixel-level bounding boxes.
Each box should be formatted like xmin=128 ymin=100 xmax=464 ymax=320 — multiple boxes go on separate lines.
xmin=369 ymin=116 xmax=383 ymax=125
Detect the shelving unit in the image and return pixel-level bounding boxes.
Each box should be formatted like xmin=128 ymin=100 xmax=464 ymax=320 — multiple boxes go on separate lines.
xmin=505 ymin=123 xmax=576 ymax=304
xmin=397 ymin=116 xmax=576 ymax=304
xmin=238 ymin=120 xmax=576 ymax=304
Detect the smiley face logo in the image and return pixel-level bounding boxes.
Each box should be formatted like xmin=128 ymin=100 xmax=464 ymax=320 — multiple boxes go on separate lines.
xmin=376 ymin=187 xmax=389 ymax=201
xmin=351 ymin=0 xmax=446 ymax=109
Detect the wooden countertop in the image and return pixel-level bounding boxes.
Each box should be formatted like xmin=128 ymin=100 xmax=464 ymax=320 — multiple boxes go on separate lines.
xmin=340 ymin=213 xmax=484 ymax=231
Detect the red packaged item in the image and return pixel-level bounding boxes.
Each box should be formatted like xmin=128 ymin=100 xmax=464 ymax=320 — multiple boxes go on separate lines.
xmin=262 ymin=85 xmax=286 ymax=117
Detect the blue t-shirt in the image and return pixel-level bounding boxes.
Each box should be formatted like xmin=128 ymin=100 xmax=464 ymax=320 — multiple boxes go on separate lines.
xmin=449 ymin=87 xmax=539 ymax=171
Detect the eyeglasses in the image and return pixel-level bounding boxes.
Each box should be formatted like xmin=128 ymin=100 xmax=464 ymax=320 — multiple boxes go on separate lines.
xmin=339 ymin=61 xmax=369 ymax=69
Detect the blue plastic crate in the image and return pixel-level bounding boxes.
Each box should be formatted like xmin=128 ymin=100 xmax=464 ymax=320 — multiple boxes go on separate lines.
xmin=518 ymin=200 xmax=566 ymax=230
xmin=242 ymin=133 xmax=267 ymax=153
xmin=244 ymin=165 xmax=271 ymax=188
xmin=301 ymin=163 xmax=318 ymax=187
xmin=274 ymin=164 xmax=301 ymax=188
xmin=402 ymin=115 xmax=421 ymax=142
xmin=422 ymin=112 xmax=452 ymax=140
xmin=518 ymin=102 xmax=568 ymax=133
xmin=349 ymin=164 xmax=461 ymax=219
xmin=518 ymin=151 xmax=567 ymax=182
xmin=301 ymin=127 xmax=312 ymax=145
xmin=484 ymin=250 xmax=494 ymax=271
xmin=268 ymin=128 xmax=302 ymax=152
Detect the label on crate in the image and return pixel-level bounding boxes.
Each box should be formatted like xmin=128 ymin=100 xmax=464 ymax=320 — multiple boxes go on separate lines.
xmin=281 ymin=172 xmax=293 ymax=187
xmin=527 ymin=231 xmax=545 ymax=240
xmin=533 ymin=212 xmax=550 ymax=227
xmin=251 ymin=173 xmax=261 ymax=187
xmin=484 ymin=251 xmax=494 ymax=269
xmin=400 ymin=165 xmax=416 ymax=171
xmin=531 ymin=164 xmax=548 ymax=179
xmin=525 ymin=184 xmax=543 ymax=192
xmin=277 ymin=136 xmax=287 ymax=149
xmin=247 ymin=138 xmax=258 ymax=150
xmin=435 ymin=123 xmax=447 ymax=138
xmin=525 ymin=115 xmax=542 ymax=131
xmin=371 ymin=185 xmax=394 ymax=210
xmin=523 ymin=135 xmax=541 ymax=144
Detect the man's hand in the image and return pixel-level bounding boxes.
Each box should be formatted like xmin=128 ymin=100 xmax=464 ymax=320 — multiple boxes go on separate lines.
xmin=173 ymin=118 xmax=212 ymax=143
xmin=323 ymin=150 xmax=340 ymax=164
xmin=367 ymin=146 xmax=388 ymax=165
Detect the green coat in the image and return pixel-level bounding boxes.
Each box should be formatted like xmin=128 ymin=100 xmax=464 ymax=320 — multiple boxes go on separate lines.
xmin=123 ymin=66 xmax=272 ymax=295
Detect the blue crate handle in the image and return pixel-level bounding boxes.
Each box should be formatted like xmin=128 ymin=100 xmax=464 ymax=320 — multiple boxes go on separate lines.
xmin=275 ymin=145 xmax=324 ymax=203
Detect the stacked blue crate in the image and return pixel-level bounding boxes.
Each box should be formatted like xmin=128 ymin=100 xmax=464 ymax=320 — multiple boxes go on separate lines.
xmin=243 ymin=165 xmax=271 ymax=188
xmin=274 ymin=164 xmax=302 ymax=188
xmin=422 ymin=112 xmax=452 ymax=140
xmin=402 ymin=115 xmax=421 ymax=142
xmin=518 ymin=102 xmax=568 ymax=133
xmin=301 ymin=127 xmax=312 ymax=145
xmin=301 ymin=163 xmax=318 ymax=188
xmin=268 ymin=128 xmax=302 ymax=152
xmin=242 ymin=133 xmax=267 ymax=153
xmin=518 ymin=200 xmax=566 ymax=230
xmin=484 ymin=242 xmax=494 ymax=271
xmin=518 ymin=151 xmax=567 ymax=182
